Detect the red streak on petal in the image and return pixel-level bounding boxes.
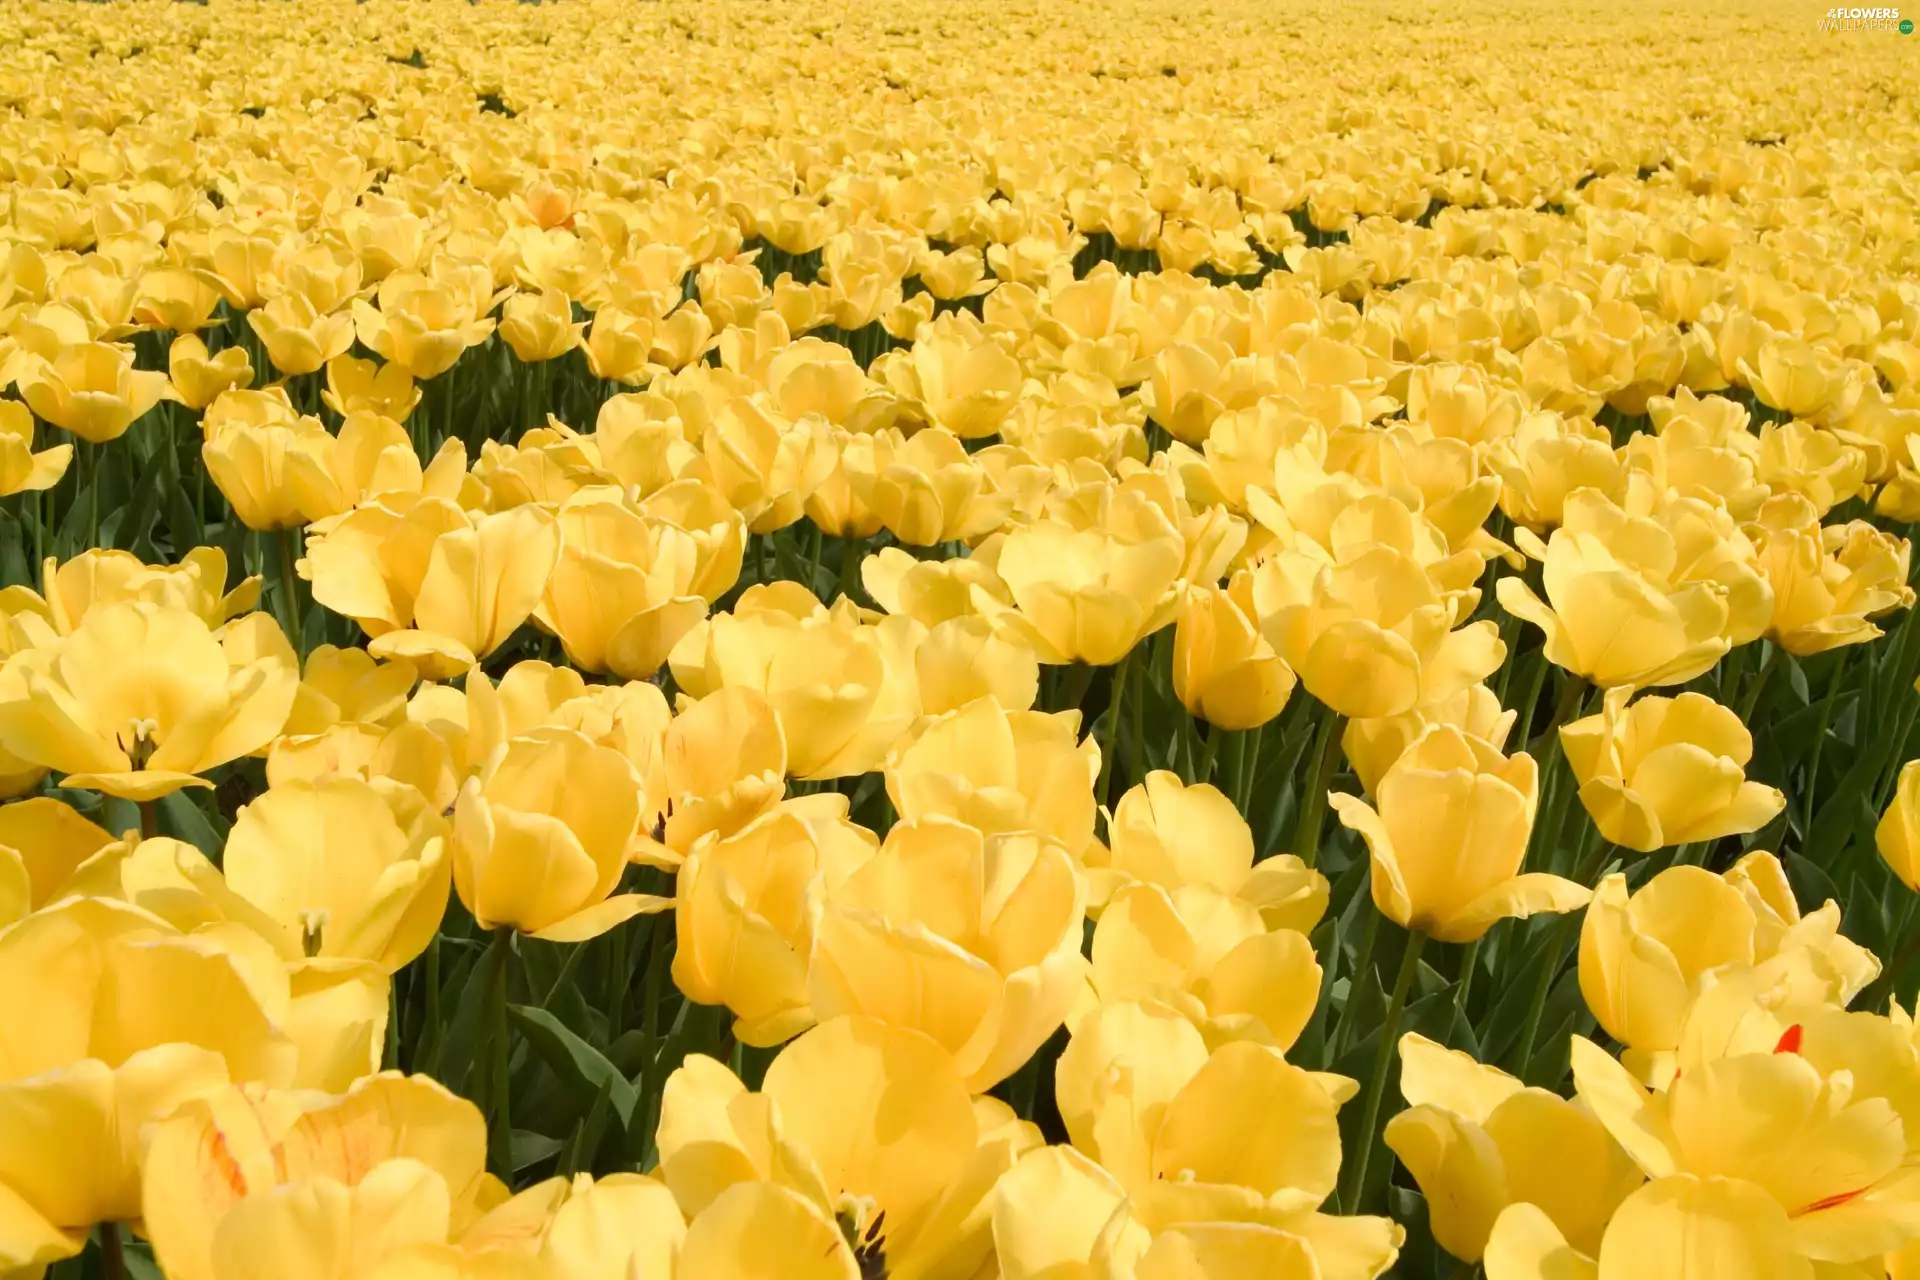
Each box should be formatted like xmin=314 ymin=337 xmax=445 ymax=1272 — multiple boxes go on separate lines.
xmin=1775 ymin=1024 xmax=1804 ymax=1055
xmin=1799 ymin=1187 xmax=1866 ymax=1215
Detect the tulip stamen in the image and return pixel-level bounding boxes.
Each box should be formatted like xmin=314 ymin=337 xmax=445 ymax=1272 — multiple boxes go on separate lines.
xmin=835 ymin=1197 xmax=888 ymax=1278
xmin=300 ymin=908 xmax=329 ymax=957
xmin=117 ymin=717 xmax=160 ymax=769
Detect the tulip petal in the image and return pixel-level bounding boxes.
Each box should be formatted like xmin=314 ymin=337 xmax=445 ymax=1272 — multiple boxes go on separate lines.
xmin=524 ymin=892 xmax=670 ymax=943
xmin=1442 ymin=873 xmax=1591 ymax=943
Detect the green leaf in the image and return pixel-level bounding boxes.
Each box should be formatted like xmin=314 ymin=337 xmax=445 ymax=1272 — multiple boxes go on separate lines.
xmin=507 ymin=1003 xmax=638 ymax=1131
xmin=159 ymin=789 xmax=227 ymax=859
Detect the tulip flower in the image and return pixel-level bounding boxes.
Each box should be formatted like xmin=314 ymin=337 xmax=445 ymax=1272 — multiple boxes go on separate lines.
xmin=701 ymin=394 xmax=837 ymax=533
xmin=532 ymin=487 xmax=712 ymax=679
xmin=203 ymin=402 xmax=330 ymax=531
xmin=1173 ymin=580 xmax=1296 ymax=730
xmin=885 ymin=695 xmax=1101 ymax=856
xmin=889 ymin=313 xmax=1023 ymax=438
xmin=632 ymin=686 xmax=787 ymax=867
xmin=139 ymin=1073 xmax=493 ymax=1280
xmin=0 ymin=602 xmax=297 ymax=800
xmin=1331 ymin=726 xmax=1588 ymax=942
xmin=0 ymin=399 xmax=69 ymax=497
xmin=838 ymin=426 xmax=1013 ymax=547
xmin=167 ymin=334 xmax=254 ymax=410
xmin=452 ymin=729 xmax=664 ymax=941
xmin=1580 ymin=854 xmax=1880 ymax=1084
xmin=133 ymin=266 xmax=226 ymax=334
xmin=3 ymin=546 xmax=260 ymax=636
xmin=1252 ymin=546 xmax=1504 ymax=720
xmin=1560 ymin=686 xmax=1784 ymax=853
xmin=1384 ymin=1033 xmax=1643 ymax=1263
xmin=659 ymin=1015 xmax=1038 ymax=1276
xmin=1485 ymin=410 xmax=1625 ymax=534
xmin=672 ymin=805 xmax=876 ymax=1044
xmin=670 ymin=585 xmax=918 ymax=779
xmin=323 ymin=353 xmax=421 ymax=421
xmin=351 ymin=271 xmax=497 ymax=380
xmin=1570 ymin=991 xmax=1920 ymax=1267
xmin=977 ymin=511 xmax=1186 ymax=667
xmin=1882 ymin=760 xmax=1920 ymax=892
xmin=247 ymin=291 xmax=356 ymax=376
xmin=1753 ymin=494 xmax=1914 ymax=656
xmin=0 ymin=797 xmax=114 ymax=923
xmin=1092 ymin=771 xmax=1328 ymax=929
xmin=497 ymin=288 xmax=584 ymax=362
xmin=1343 ymin=682 xmax=1517 ymax=798
xmin=1497 ymin=487 xmax=1755 ymax=690
xmin=14 ymin=341 xmax=174 ymax=443
xmin=305 ymin=498 xmax=560 ymax=679
xmin=225 ymin=776 xmax=450 ymax=971
xmin=811 ymin=817 xmax=1086 ymax=1089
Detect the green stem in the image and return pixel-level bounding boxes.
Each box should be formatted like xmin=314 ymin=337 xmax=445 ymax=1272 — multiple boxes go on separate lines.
xmin=1291 ymin=708 xmax=1346 ymax=867
xmin=1095 ymin=647 xmax=1136 ymax=807
xmin=1330 ymin=904 xmax=1379 ymax=1062
xmin=1195 ymin=723 xmax=1222 ymax=785
xmin=486 ymin=928 xmax=515 ymax=1182
xmin=1513 ymin=913 xmax=1579 ymax=1081
xmin=278 ymin=526 xmax=305 ymax=654
xmin=1738 ymin=642 xmax=1784 ymax=721
xmin=1448 ymin=938 xmax=1480 ymax=1042
xmin=139 ymin=800 xmax=159 ymax=841
xmin=99 ymin=1221 xmax=126 ymax=1280
xmin=1342 ymin=929 xmax=1426 ymax=1213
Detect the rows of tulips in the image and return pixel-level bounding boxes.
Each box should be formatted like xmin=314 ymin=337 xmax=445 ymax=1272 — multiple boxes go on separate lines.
xmin=4 ymin=1 xmax=1920 ymax=1278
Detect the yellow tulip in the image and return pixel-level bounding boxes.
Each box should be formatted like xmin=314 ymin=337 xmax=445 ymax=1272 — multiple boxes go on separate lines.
xmin=658 ymin=1015 xmax=1029 ymax=1276
xmin=1581 ymin=854 xmax=1881 ymax=1084
xmin=168 ymin=334 xmax=254 ymax=411
xmin=1173 ymin=581 xmax=1295 ymax=731
xmin=532 ymin=487 xmax=711 ymax=679
xmin=1343 ymin=682 xmax=1517 ymax=799
xmin=670 ymin=585 xmax=919 ymax=779
xmin=1496 ymin=488 xmax=1746 ymax=690
xmin=1056 ymin=1000 xmax=1359 ymax=1229
xmin=285 ymin=410 xmax=425 ymax=521
xmin=1087 ymin=881 xmax=1323 ymax=1051
xmin=885 ymin=695 xmax=1101 ymax=856
xmin=452 ymin=728 xmax=664 ymax=941
xmin=633 ymin=686 xmax=787 ymax=868
xmin=1738 ymin=337 xmax=1843 ymax=420
xmin=225 ymin=776 xmax=450 ymax=971
xmin=839 ymin=426 xmax=1013 ymax=547
xmin=1485 ymin=410 xmax=1625 ymax=534
xmin=307 ymin=498 xmax=560 ymax=679
xmin=498 ymin=289 xmax=585 ymax=363
xmin=913 ymin=615 xmax=1040 ymax=715
xmin=448 ymin=1171 xmax=682 ymax=1279
xmin=1753 ymin=494 xmax=1914 ymax=657
xmin=0 ymin=399 xmax=68 ymax=499
xmin=1483 ymin=1176 xmax=1816 ymax=1280
xmin=323 ymin=353 xmax=422 ymax=422
xmin=1384 ymin=1033 xmax=1642 ymax=1263
xmin=980 ymin=511 xmax=1186 ymax=667
xmin=1094 ymin=771 xmax=1328 ymax=929
xmin=810 ymin=816 xmax=1086 ymax=1090
xmin=0 ymin=797 xmax=114 ymax=923
xmin=203 ymin=401 xmax=329 ymax=531
xmin=701 ymin=395 xmax=837 ymax=534
xmin=1331 ymin=726 xmax=1588 ymax=942
xmin=1571 ymin=1008 xmax=1920 ymax=1266
xmin=133 ymin=266 xmax=226 ymax=334
xmin=1560 ymin=686 xmax=1784 ymax=853
xmin=140 ymin=1073 xmax=492 ymax=1280
xmin=3 ymin=545 xmax=259 ymax=636
xmin=0 ymin=602 xmax=297 ymax=800
xmin=15 ymin=341 xmax=174 ymax=443
xmin=892 ymin=314 xmax=1023 ymax=438
xmin=352 ymin=272 xmax=497 ymax=380
xmin=1882 ymin=761 xmax=1920 ymax=893
xmin=248 ymin=292 xmax=356 ymax=377
xmin=672 ymin=804 xmax=876 ymax=1044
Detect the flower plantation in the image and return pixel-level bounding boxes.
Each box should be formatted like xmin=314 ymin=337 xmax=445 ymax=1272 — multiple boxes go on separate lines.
xmin=2 ymin=0 xmax=1920 ymax=1276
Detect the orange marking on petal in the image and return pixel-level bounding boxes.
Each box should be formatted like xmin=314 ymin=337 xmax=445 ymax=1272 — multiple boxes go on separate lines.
xmin=1798 ymin=1186 xmax=1866 ymax=1215
xmin=1774 ymin=1024 xmax=1803 ymax=1055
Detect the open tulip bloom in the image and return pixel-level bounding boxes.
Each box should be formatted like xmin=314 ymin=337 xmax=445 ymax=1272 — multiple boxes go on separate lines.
xmin=1 ymin=4 xmax=1919 ymax=1279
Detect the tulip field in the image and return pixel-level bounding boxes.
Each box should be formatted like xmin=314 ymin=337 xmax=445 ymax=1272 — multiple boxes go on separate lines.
xmin=7 ymin=0 xmax=1920 ymax=1275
